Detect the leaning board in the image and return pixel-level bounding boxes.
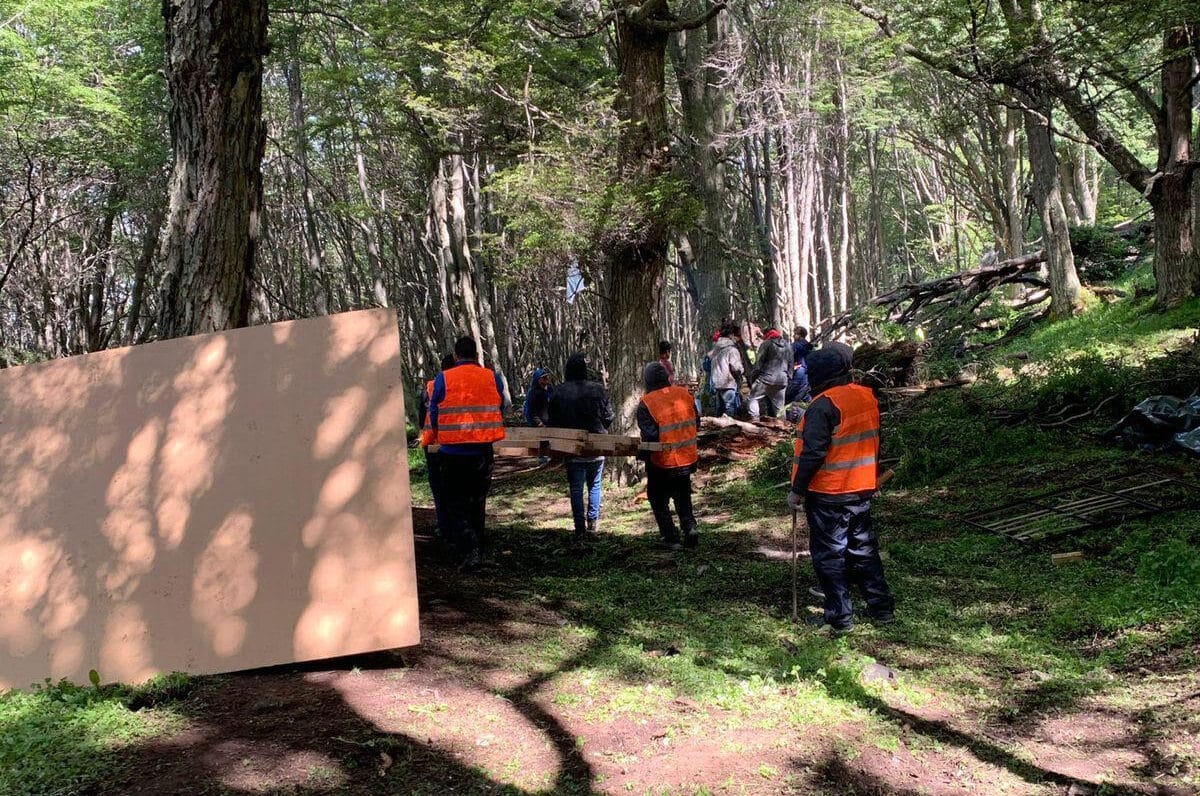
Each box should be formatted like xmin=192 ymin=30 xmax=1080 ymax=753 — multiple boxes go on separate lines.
xmin=0 ymin=309 xmax=419 ymax=689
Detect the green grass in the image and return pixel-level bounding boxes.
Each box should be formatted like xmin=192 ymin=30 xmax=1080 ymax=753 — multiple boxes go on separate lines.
xmin=0 ymin=673 xmax=190 ymax=795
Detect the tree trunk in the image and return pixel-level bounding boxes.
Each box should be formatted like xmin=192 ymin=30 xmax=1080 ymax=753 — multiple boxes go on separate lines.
xmin=285 ymin=58 xmax=330 ymax=316
xmin=604 ymin=5 xmax=674 ymax=437
xmin=1021 ymin=91 xmax=1082 ymax=317
xmin=158 ymin=0 xmax=268 ymax=337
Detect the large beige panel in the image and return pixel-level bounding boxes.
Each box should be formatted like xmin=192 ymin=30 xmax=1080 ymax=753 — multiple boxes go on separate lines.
xmin=0 ymin=309 xmax=419 ymax=689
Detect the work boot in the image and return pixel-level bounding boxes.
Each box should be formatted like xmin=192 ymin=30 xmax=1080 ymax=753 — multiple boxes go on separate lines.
xmin=656 ymin=536 xmax=682 ymax=551
xmin=586 ymin=516 xmax=599 ymax=535
xmin=683 ymin=531 xmax=699 ymax=550
xmin=804 ymin=614 xmax=852 ymax=635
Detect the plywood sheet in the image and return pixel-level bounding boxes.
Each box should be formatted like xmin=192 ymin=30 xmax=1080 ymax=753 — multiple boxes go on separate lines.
xmin=0 ymin=309 xmax=419 ymax=689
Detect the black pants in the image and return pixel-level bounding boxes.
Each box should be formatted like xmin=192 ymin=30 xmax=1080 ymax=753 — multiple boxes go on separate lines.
xmin=806 ymin=496 xmax=894 ymax=628
xmin=439 ymin=451 xmax=494 ymax=563
xmin=425 ymin=450 xmax=448 ymax=535
xmin=646 ymin=464 xmax=695 ymax=542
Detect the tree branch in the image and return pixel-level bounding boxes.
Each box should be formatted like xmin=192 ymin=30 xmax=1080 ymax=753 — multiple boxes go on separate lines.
xmin=642 ymin=2 xmax=728 ymax=33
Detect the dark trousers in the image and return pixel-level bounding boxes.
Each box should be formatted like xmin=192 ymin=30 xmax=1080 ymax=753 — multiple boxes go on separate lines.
xmin=805 ymin=496 xmax=894 ymax=628
xmin=425 ymin=450 xmax=448 ymax=534
xmin=439 ymin=451 xmax=494 ymax=563
xmin=646 ymin=464 xmax=695 ymax=542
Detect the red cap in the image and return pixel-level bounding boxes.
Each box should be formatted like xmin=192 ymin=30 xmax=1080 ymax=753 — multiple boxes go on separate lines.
xmin=765 ymin=329 xmax=782 ymax=340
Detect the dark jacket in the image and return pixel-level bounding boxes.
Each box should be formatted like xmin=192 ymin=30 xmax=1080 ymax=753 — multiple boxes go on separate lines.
xmin=524 ymin=367 xmax=551 ymax=426
xmin=752 ymin=337 xmax=792 ymax=386
xmin=548 ymin=355 xmax=614 ymax=434
xmin=791 ymin=342 xmax=872 ymax=502
xmin=792 ymin=339 xmax=813 ymax=370
xmin=637 ymin=362 xmax=700 ymax=474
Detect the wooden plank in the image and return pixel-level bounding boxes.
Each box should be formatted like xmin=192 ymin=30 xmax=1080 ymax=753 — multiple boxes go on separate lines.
xmin=639 ymin=442 xmax=664 ymax=452
xmin=548 ymin=438 xmax=587 ymax=455
xmin=1051 ymin=551 xmax=1084 ymax=565
xmin=503 ymin=426 xmax=589 ymax=442
xmin=494 ymin=446 xmax=545 ymax=458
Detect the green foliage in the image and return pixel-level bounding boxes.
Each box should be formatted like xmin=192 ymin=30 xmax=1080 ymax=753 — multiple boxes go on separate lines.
xmin=1070 ymin=225 xmax=1143 ymax=283
xmin=0 ymin=673 xmax=190 ymax=794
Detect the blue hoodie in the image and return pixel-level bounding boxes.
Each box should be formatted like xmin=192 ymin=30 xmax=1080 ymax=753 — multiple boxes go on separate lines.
xmin=523 ymin=368 xmax=551 ymax=426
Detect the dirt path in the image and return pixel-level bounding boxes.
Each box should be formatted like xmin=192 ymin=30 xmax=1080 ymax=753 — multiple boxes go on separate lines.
xmin=99 ymin=474 xmax=1200 ymax=796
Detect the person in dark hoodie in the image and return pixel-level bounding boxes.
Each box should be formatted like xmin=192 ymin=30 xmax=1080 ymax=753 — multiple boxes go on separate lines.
xmin=788 ymin=342 xmax=894 ymax=633
xmin=548 ymin=354 xmax=615 ymax=537
xmin=637 ymin=362 xmax=701 ymax=550
xmin=748 ymin=327 xmax=791 ymax=420
xmin=523 ymin=368 xmax=552 ymax=427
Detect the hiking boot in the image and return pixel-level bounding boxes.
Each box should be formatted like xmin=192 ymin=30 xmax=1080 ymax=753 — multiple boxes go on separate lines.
xmin=866 ymin=611 xmax=896 ymax=624
xmin=804 ymin=614 xmax=852 ymax=634
xmin=456 ymin=550 xmax=483 ymax=573
xmin=586 ymin=516 xmax=599 ymax=535
xmin=682 ymin=532 xmax=699 ymax=550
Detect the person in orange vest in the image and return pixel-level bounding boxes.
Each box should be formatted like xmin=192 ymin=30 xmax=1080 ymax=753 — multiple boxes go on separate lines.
xmin=788 ymin=342 xmax=894 ymax=633
xmin=418 ymin=353 xmax=456 ymax=538
xmin=429 ymin=336 xmax=508 ymax=572
xmin=637 ymin=361 xmax=701 ymax=551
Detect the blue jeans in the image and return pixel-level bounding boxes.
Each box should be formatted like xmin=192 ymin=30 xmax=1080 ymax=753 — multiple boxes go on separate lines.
xmin=717 ymin=388 xmax=739 ymax=417
xmin=566 ymin=458 xmax=605 ymax=532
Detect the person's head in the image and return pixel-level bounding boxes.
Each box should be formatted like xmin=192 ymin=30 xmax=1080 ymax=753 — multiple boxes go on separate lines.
xmin=453 ymin=336 xmax=478 ymax=363
xmin=564 ymin=353 xmax=589 ymax=382
xmin=440 ymin=353 xmax=456 ymax=371
xmin=806 ymin=342 xmax=854 ymax=395
xmin=537 ymin=372 xmax=551 ymax=387
xmin=659 ymin=340 xmax=672 ymax=358
xmin=643 ymin=362 xmax=671 ymax=393
xmin=720 ymin=321 xmax=741 ymax=340
xmin=764 ymin=326 xmax=782 ymax=340
xmin=793 ymin=326 xmax=808 ymax=340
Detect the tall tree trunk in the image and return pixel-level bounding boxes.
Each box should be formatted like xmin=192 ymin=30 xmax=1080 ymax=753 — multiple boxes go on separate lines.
xmin=285 ymin=58 xmax=330 ymax=315
xmin=158 ymin=0 xmax=268 ymax=337
xmin=604 ymin=4 xmax=673 ymax=435
xmin=1021 ymin=91 xmax=1082 ymax=317
xmin=127 ymin=202 xmax=165 ymax=344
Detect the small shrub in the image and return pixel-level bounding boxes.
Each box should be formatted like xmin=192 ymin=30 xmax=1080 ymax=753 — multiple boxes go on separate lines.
xmin=1071 ymin=225 xmax=1139 ymax=283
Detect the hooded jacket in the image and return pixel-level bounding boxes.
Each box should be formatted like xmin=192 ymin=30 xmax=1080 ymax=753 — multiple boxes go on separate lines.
xmin=547 ymin=354 xmax=614 ymax=434
xmin=791 ymin=342 xmax=872 ymax=503
xmin=752 ymin=335 xmax=792 ymax=386
xmin=523 ymin=367 xmax=551 ymax=426
xmin=636 ymin=362 xmax=700 ymax=472
xmin=706 ymin=337 xmax=744 ymax=390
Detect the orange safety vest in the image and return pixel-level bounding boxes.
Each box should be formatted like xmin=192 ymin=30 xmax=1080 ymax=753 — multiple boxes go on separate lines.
xmin=435 ymin=364 xmax=506 ymax=445
xmin=792 ymin=383 xmax=880 ymax=494
xmin=420 ymin=380 xmax=435 ymax=448
xmin=642 ymin=385 xmax=699 ymax=469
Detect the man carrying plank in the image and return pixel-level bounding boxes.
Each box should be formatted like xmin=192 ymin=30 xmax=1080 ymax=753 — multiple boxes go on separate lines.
xmin=787 ymin=342 xmax=895 ymax=632
xmin=637 ymin=362 xmax=701 ymax=551
xmin=429 ymin=336 xmax=508 ymax=572
xmin=548 ymin=353 xmax=615 ymax=539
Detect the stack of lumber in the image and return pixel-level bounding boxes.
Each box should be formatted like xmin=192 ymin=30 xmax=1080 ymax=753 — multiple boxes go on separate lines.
xmin=429 ymin=427 xmax=662 ymax=457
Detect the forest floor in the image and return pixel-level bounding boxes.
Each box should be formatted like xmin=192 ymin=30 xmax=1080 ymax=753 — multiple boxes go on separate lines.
xmin=4 ymin=292 xmax=1200 ymax=796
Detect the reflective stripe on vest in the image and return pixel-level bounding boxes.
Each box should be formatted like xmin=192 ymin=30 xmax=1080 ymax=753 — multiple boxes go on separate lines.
xmin=642 ymin=385 xmax=699 ymax=469
xmin=420 ymin=379 xmax=435 ymax=447
xmin=791 ymin=383 xmax=879 ymax=494
xmin=436 ymin=364 xmax=506 ymax=445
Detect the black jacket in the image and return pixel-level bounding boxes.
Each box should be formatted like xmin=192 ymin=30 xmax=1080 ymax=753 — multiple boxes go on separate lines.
xmin=548 ymin=380 xmax=614 ymax=433
xmin=790 ymin=376 xmax=874 ymax=503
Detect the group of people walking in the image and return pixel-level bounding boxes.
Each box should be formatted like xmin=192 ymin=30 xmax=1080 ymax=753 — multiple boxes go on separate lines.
xmin=417 ymin=331 xmax=894 ymax=633
xmin=703 ymin=323 xmax=813 ymax=421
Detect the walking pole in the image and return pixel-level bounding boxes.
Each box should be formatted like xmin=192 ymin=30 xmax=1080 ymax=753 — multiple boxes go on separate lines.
xmin=791 ymin=508 xmax=799 ymax=622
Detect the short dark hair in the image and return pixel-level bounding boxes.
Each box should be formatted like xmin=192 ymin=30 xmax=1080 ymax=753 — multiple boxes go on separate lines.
xmin=659 ymin=340 xmax=672 ymax=355
xmin=440 ymin=353 xmax=456 ymax=371
xmin=794 ymin=326 xmax=809 ymax=339
xmin=721 ymin=321 xmax=740 ymax=338
xmin=453 ymin=336 xmax=478 ymax=362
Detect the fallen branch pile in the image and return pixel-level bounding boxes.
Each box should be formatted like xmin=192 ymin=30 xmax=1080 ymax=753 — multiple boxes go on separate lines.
xmin=820 ymin=251 xmax=1048 ymax=344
